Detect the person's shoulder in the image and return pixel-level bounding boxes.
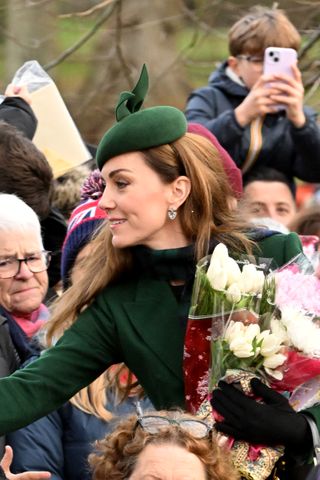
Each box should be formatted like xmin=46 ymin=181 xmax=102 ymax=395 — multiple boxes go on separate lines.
xmin=96 ymin=275 xmax=140 ymax=304
xmin=256 ymin=231 xmax=302 ymax=268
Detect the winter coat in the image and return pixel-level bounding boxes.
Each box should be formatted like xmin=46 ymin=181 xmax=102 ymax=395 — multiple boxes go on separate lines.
xmin=185 ymin=62 xmax=320 ymax=183
xmin=0 ymin=96 xmax=37 ymax=140
xmin=7 ymin=392 xmax=153 ymax=480
xmin=0 ymin=308 xmax=41 ymax=456
xmin=0 ymin=233 xmax=318 ymax=479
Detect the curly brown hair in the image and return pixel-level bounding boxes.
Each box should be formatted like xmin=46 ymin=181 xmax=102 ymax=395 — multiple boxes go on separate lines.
xmin=89 ymin=413 xmax=239 ymax=480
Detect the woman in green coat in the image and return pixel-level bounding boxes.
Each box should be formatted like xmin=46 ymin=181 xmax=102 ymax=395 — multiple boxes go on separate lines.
xmin=0 ymin=66 xmax=317 ymax=478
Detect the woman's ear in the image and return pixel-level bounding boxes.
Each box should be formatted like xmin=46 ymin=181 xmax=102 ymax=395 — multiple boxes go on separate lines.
xmin=169 ymin=176 xmax=191 ymax=209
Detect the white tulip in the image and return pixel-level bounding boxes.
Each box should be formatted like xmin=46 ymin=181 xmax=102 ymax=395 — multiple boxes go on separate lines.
xmin=229 ymin=337 xmax=254 ymax=358
xmin=265 ymin=367 xmax=284 ymax=381
xmin=224 ymin=320 xmax=245 ymax=343
xmin=226 ymin=283 xmax=242 ymax=304
xmin=225 ymin=257 xmax=242 ymax=286
xmin=211 ymin=243 xmax=229 ymax=263
xmin=208 ymin=266 xmax=228 ymax=291
xmin=206 ymin=256 xmax=221 ymax=282
xmin=260 ymin=333 xmax=283 ymax=356
xmin=263 ymin=353 xmax=287 ymax=369
xmin=244 ymin=323 xmax=261 ymax=342
xmin=255 ymin=270 xmax=266 ymax=293
xmin=240 ymin=264 xmax=258 ymax=293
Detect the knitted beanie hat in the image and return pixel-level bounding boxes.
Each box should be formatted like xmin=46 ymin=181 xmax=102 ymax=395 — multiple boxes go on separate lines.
xmin=187 ymin=122 xmax=243 ymax=198
xmin=61 ymin=198 xmax=107 ymax=288
xmin=96 ymin=64 xmax=187 ymax=170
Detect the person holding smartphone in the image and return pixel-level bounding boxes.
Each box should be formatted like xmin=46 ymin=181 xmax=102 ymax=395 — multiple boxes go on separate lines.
xmin=185 ymin=5 xmax=320 ymax=187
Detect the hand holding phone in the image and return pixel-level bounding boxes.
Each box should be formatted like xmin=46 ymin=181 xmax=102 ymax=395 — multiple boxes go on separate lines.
xmin=263 ymin=47 xmax=297 ymax=110
xmin=263 ymin=46 xmax=305 ymax=125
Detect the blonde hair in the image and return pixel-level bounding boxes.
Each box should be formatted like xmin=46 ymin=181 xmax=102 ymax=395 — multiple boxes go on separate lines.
xmin=229 ymin=6 xmax=301 ymax=57
xmin=89 ymin=412 xmax=240 ymax=480
xmin=67 ymin=364 xmax=142 ymax=422
xmin=46 ymin=133 xmax=253 ymax=415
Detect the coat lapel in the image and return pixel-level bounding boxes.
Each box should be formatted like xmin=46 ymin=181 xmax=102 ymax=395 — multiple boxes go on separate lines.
xmin=123 ymin=278 xmax=185 ymax=380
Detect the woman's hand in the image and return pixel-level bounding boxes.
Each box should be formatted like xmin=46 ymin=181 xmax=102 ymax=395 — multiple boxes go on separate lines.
xmin=211 ymin=378 xmax=312 ymax=451
xmin=4 ymin=84 xmax=32 ymax=105
xmin=0 ymin=446 xmax=51 ymax=480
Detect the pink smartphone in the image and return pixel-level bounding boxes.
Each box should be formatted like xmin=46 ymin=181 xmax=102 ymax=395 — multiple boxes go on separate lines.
xmin=263 ymin=46 xmax=297 ymax=77
xmin=263 ymin=47 xmax=297 ymax=110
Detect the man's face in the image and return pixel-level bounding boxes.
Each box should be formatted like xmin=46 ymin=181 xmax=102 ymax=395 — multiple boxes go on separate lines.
xmin=228 ymin=54 xmax=264 ymax=89
xmin=243 ymin=180 xmax=297 ymax=227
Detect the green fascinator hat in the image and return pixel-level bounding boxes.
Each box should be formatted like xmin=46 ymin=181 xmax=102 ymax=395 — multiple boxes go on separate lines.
xmin=96 ymin=64 xmax=187 ymax=170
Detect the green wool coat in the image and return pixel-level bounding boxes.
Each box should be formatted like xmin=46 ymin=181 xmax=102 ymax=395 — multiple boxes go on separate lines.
xmin=0 ymin=232 xmax=318 ymax=437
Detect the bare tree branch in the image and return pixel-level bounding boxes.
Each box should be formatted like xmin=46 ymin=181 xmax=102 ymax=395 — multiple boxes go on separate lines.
xmin=304 ymin=73 xmax=320 ymax=102
xmin=151 ymin=0 xmax=225 ymax=91
xmin=299 ymin=25 xmax=320 ymax=59
xmin=43 ymin=1 xmax=119 ymax=71
xmin=60 ymin=0 xmax=116 ymax=19
xmin=115 ymin=0 xmax=133 ymax=87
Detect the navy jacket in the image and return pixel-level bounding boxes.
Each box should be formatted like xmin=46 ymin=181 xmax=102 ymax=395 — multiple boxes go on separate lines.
xmin=185 ymin=61 xmax=320 ymax=183
xmin=7 ymin=390 xmax=153 ymax=480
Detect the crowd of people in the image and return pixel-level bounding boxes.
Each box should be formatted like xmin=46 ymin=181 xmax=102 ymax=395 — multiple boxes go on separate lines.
xmin=0 ymin=4 xmax=320 ymax=480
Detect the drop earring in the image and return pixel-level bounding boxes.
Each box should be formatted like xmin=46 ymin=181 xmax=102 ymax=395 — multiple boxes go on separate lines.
xmin=168 ymin=207 xmax=177 ymax=220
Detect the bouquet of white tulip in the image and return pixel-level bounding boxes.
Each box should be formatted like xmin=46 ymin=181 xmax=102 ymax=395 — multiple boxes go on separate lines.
xmin=189 ymin=242 xmax=274 ymax=320
xmin=184 ymin=243 xmax=275 ymax=413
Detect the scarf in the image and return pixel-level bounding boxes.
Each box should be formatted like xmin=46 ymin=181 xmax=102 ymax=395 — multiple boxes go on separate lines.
xmin=132 ymin=244 xmax=199 ymax=329
xmin=12 ymin=304 xmax=49 ymax=338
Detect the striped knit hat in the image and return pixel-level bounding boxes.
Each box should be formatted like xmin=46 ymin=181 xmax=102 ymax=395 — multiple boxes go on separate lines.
xmin=61 ymin=198 xmax=107 ymax=288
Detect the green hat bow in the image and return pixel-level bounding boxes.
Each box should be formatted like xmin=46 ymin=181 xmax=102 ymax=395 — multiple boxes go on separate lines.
xmin=96 ymin=64 xmax=187 ymax=170
xmin=116 ymin=64 xmax=149 ymax=121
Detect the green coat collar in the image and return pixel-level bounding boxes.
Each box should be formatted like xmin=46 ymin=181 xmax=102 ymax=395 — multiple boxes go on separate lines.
xmin=122 ymin=277 xmax=185 ymax=382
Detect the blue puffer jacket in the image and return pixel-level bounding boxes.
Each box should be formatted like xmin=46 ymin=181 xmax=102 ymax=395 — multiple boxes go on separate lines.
xmin=185 ymin=61 xmax=320 ymax=183
xmin=7 ymin=391 xmax=153 ymax=480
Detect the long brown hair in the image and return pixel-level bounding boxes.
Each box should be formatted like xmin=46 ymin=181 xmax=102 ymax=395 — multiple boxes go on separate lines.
xmin=47 ymin=133 xmax=251 ymax=340
xmin=46 ymin=133 xmax=253 ymax=420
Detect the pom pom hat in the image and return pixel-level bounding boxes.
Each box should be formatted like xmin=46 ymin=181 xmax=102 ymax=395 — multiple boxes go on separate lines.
xmin=96 ymin=64 xmax=187 ymax=170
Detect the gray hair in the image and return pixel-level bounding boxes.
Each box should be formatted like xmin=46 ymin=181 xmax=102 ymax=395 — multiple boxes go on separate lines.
xmin=0 ymin=193 xmax=43 ymax=248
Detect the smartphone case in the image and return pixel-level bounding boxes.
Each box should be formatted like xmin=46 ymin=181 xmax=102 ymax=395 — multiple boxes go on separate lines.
xmin=263 ymin=47 xmax=297 ymax=110
xmin=263 ymin=47 xmax=297 ymax=77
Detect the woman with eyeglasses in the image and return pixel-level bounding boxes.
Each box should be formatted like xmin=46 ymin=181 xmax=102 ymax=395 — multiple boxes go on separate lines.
xmin=0 ymin=66 xmax=318 ymax=480
xmin=0 ymin=194 xmax=50 ymax=457
xmin=89 ymin=408 xmax=238 ymax=480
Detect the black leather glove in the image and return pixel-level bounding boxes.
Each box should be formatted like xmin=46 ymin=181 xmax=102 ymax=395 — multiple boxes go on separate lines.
xmin=211 ymin=378 xmax=312 ymax=451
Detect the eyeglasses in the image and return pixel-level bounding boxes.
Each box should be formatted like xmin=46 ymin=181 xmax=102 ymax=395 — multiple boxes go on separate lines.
xmin=135 ymin=402 xmax=211 ymax=439
xmin=237 ymin=54 xmax=264 ymax=64
xmin=0 ymin=251 xmax=51 ymax=279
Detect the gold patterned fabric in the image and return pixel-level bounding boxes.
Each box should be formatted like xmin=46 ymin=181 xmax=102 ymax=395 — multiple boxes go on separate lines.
xmin=197 ymin=370 xmax=285 ymax=480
